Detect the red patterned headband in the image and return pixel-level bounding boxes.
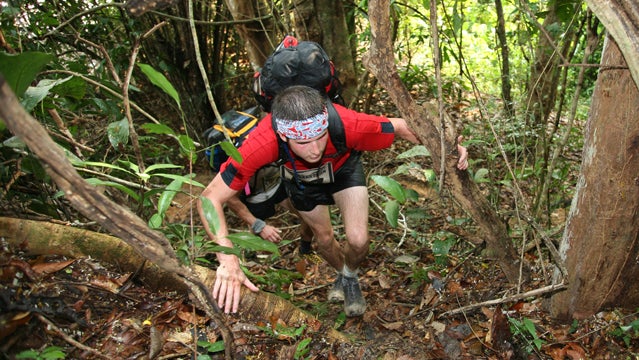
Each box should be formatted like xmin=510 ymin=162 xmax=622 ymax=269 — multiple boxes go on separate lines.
xmin=274 ymin=107 xmax=329 ymax=140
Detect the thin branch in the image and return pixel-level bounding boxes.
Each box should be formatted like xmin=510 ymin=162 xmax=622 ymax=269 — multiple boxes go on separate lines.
xmin=36 ymin=313 xmax=110 ymax=360
xmin=439 ymin=282 xmax=567 ymax=317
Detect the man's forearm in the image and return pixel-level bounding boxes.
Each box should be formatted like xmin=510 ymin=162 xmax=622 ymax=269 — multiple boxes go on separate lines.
xmin=226 ymin=196 xmax=258 ymax=228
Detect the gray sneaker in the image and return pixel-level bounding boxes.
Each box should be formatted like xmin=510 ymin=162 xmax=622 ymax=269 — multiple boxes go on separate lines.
xmin=343 ymin=275 xmax=366 ymax=317
xmin=327 ymin=274 xmax=344 ymax=302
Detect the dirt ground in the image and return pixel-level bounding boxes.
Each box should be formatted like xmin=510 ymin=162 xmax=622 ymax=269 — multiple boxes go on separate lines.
xmin=2 ymin=157 xmax=639 ymax=359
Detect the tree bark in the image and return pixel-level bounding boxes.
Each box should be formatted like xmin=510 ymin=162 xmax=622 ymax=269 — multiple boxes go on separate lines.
xmin=550 ymin=35 xmax=639 ymax=320
xmin=364 ymin=0 xmax=523 ymax=284
xmin=291 ymin=0 xmax=358 ymax=105
xmin=223 ymin=0 xmax=276 ymax=70
xmin=586 ymin=0 xmax=639 ymax=88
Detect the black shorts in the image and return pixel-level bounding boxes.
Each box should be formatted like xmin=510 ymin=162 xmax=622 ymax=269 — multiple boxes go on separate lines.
xmin=242 ymin=183 xmax=288 ymax=220
xmin=283 ymin=152 xmax=365 ymax=212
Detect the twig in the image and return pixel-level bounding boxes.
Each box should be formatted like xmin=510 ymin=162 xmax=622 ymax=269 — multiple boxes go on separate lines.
xmin=36 ymin=313 xmax=110 ymax=359
xmin=121 ymin=23 xmax=168 ymax=175
xmin=439 ymin=282 xmax=567 ymax=317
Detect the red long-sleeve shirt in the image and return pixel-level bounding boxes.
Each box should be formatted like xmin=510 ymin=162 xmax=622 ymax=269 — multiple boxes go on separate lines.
xmin=219 ymin=103 xmax=396 ymax=191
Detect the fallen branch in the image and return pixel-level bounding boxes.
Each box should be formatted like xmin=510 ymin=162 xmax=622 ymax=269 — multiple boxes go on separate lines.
xmin=439 ymin=282 xmax=567 ymax=317
xmin=36 ymin=314 xmax=109 ymax=360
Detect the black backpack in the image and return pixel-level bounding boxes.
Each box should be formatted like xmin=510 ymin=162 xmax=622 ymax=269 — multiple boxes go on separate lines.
xmin=253 ymin=35 xmax=344 ymax=113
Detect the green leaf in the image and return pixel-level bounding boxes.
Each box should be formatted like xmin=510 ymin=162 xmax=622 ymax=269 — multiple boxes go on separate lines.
xmin=397 ymin=145 xmax=430 ymax=159
xmin=137 ymin=63 xmax=181 ymax=110
xmin=145 ymin=163 xmax=182 ymax=174
xmin=371 ymin=175 xmax=406 ymax=203
xmin=473 ymin=168 xmax=490 ymax=183
xmin=157 ymin=178 xmax=184 ymax=217
xmin=74 ymin=160 xmax=130 ymax=173
xmin=384 ymin=200 xmax=400 ymax=228
xmin=148 ymin=213 xmax=163 ymax=229
xmin=0 ymin=51 xmax=54 ymax=97
xmin=22 ymin=76 xmax=74 ymax=112
xmin=227 ymin=232 xmax=279 ymax=255
xmin=423 ymin=169 xmax=437 ymax=184
xmin=177 ymin=134 xmax=197 ymax=162
xmin=219 ymin=140 xmax=242 ymax=164
xmin=151 ymin=173 xmax=205 ymax=188
xmin=107 ymin=118 xmax=129 ymax=150
xmin=84 ymin=178 xmax=140 ymax=201
xmin=200 ymin=196 xmax=220 ymax=234
xmin=202 ymin=244 xmax=242 ymax=257
xmin=197 ymin=339 xmax=225 ymax=353
xmin=141 ymin=123 xmax=176 ymax=136
xmin=50 ymin=75 xmax=85 ymax=100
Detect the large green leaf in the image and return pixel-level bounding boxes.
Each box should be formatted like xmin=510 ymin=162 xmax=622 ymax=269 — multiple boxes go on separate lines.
xmin=200 ymin=196 xmax=221 ymax=234
xmin=22 ymin=76 xmax=73 ymax=112
xmin=227 ymin=232 xmax=279 ymax=255
xmin=141 ymin=123 xmax=176 ymax=136
xmin=137 ymin=63 xmax=181 ymax=111
xmin=371 ymin=175 xmax=406 ymax=203
xmin=157 ymin=177 xmax=184 ymax=217
xmin=0 ymin=51 xmax=54 ymax=97
xmin=219 ymin=140 xmax=242 ymax=164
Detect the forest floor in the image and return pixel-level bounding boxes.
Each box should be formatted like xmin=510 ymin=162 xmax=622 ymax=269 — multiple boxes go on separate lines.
xmin=2 ymin=152 xmax=639 ymax=359
xmin=2 ymin=94 xmax=639 ymax=359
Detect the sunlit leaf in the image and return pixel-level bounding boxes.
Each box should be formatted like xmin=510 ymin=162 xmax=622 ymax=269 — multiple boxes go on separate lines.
xmin=22 ymin=77 xmax=73 ymax=112
xmin=145 ymin=163 xmax=182 ymax=173
xmin=141 ymin=123 xmax=176 ymax=136
xmin=397 ymin=145 xmax=430 ymax=159
xmin=137 ymin=63 xmax=181 ymax=110
xmin=474 ymin=168 xmax=490 ymax=183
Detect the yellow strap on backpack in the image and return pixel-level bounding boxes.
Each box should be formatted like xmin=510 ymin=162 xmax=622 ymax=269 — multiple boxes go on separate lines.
xmin=213 ymin=111 xmax=259 ymax=139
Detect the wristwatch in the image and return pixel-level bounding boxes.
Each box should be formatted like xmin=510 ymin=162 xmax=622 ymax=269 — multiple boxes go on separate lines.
xmin=251 ymin=219 xmax=266 ymax=234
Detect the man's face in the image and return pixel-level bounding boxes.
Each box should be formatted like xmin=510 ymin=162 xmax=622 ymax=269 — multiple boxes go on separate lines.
xmin=281 ymin=130 xmax=329 ymax=164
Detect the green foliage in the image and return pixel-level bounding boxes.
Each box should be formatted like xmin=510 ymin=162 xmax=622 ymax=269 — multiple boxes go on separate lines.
xmin=431 ymin=230 xmax=456 ymax=266
xmin=0 ymin=51 xmax=54 ymax=97
xmin=509 ymin=316 xmax=546 ymax=354
xmin=610 ymin=318 xmax=639 ymax=347
xmin=196 ymin=340 xmax=225 ymax=358
xmin=16 ymin=346 xmax=66 ymax=360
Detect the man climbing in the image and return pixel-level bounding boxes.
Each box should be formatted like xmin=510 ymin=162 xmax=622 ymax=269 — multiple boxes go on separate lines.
xmin=225 ymin=163 xmax=314 ymax=254
xmin=198 ymin=85 xmax=469 ymax=317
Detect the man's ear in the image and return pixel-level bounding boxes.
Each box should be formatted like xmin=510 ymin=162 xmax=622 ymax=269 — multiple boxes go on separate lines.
xmin=278 ymin=133 xmax=288 ymax=142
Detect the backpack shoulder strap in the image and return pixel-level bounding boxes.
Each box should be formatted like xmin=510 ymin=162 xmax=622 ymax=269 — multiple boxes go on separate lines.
xmin=325 ymin=101 xmax=347 ymax=154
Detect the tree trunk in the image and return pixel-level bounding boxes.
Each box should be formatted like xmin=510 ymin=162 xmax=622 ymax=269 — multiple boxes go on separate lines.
xmin=223 ymin=0 xmax=276 ymax=70
xmin=550 ymin=35 xmax=639 ymax=320
xmin=494 ymin=0 xmax=513 ymax=116
xmin=290 ymin=0 xmax=358 ymax=105
xmin=586 ymin=0 xmax=639 ymax=88
xmin=364 ymin=0 xmax=523 ymax=284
